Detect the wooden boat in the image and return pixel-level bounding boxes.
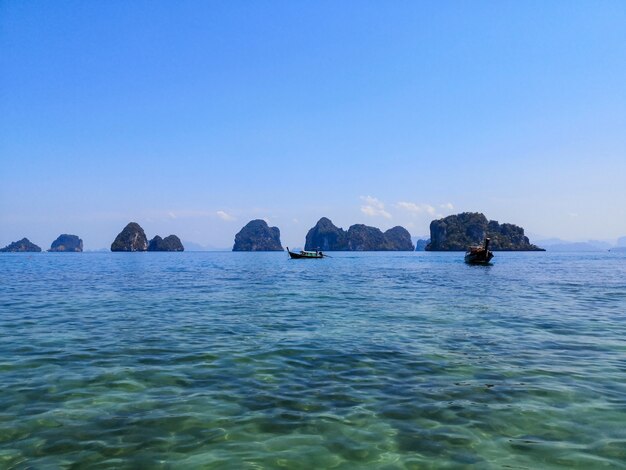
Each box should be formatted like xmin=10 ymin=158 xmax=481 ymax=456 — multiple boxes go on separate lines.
xmin=465 ymin=238 xmax=494 ymax=265
xmin=287 ymin=247 xmax=325 ymax=259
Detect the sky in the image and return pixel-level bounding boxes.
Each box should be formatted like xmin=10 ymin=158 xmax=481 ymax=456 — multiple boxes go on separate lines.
xmin=1 ymin=1 xmax=625 ymax=250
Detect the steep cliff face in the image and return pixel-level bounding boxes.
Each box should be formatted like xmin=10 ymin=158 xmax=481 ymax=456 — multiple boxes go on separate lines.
xmin=304 ymin=217 xmax=348 ymax=251
xmin=148 ymin=235 xmax=184 ymax=251
xmin=415 ymin=239 xmax=430 ymax=251
xmin=425 ymin=212 xmax=544 ymax=251
xmin=0 ymin=238 xmax=41 ymax=252
xmin=305 ymin=218 xmax=414 ymax=251
xmin=488 ymin=222 xmax=536 ymax=250
xmin=384 ymin=226 xmax=415 ymax=251
xmin=427 ymin=213 xmax=488 ymax=251
xmin=49 ymin=234 xmax=83 ymax=252
xmin=111 ymin=222 xmax=148 ymax=252
xmin=233 ymin=220 xmax=283 ymax=251
xmin=347 ymin=224 xmax=388 ymax=251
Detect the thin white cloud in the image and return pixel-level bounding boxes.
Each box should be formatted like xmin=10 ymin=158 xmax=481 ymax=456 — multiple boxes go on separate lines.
xmin=216 ymin=210 xmax=235 ymax=221
xmin=360 ymin=195 xmax=392 ymax=219
xmin=396 ymin=201 xmax=436 ymax=215
xmin=396 ymin=201 xmax=454 ymax=216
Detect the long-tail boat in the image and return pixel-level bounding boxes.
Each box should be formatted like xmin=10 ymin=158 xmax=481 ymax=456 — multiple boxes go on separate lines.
xmin=287 ymin=247 xmax=325 ymax=259
xmin=464 ymin=238 xmax=494 ymax=265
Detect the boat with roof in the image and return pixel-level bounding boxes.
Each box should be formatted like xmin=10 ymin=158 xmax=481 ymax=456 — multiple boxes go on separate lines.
xmin=464 ymin=238 xmax=494 ymax=265
xmin=287 ymin=247 xmax=326 ymax=259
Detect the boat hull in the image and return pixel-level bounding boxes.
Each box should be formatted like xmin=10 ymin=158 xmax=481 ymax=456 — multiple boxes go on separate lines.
xmin=464 ymin=250 xmax=494 ymax=265
xmin=288 ymin=250 xmax=323 ymax=259
xmin=464 ymin=238 xmax=494 ymax=265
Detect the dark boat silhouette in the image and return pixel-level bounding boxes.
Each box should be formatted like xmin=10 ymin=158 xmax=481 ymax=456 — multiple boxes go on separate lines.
xmin=287 ymin=247 xmax=325 ymax=259
xmin=465 ymin=238 xmax=494 ymax=265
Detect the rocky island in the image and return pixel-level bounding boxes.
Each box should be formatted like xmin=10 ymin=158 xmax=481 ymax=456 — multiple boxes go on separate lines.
xmin=49 ymin=234 xmax=83 ymax=252
xmin=233 ymin=219 xmax=283 ymax=251
xmin=425 ymin=212 xmax=544 ymax=251
xmin=304 ymin=217 xmax=348 ymax=251
xmin=415 ymin=239 xmax=430 ymax=251
xmin=111 ymin=223 xmax=184 ymax=252
xmin=0 ymin=238 xmax=42 ymax=252
xmin=382 ymin=226 xmax=415 ymax=251
xmin=148 ymin=235 xmax=184 ymax=251
xmin=304 ymin=218 xmax=414 ymax=251
xmin=111 ymin=222 xmax=149 ymax=252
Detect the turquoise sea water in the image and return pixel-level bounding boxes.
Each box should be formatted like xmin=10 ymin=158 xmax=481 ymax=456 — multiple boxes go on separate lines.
xmin=1 ymin=251 xmax=625 ymax=469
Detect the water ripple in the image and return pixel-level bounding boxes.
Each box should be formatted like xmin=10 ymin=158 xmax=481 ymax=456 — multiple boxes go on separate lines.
xmin=1 ymin=251 xmax=626 ymax=468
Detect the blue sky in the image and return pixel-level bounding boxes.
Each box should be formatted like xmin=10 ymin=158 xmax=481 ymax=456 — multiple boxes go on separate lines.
xmin=1 ymin=1 xmax=625 ymax=249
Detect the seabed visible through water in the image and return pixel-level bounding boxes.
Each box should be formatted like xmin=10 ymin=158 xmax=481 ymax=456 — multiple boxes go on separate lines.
xmin=1 ymin=251 xmax=625 ymax=468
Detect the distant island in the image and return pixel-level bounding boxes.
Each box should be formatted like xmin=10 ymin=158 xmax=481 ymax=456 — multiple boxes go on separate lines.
xmin=148 ymin=235 xmax=184 ymax=252
xmin=111 ymin=222 xmax=149 ymax=252
xmin=0 ymin=238 xmax=41 ymax=252
xmin=426 ymin=212 xmax=544 ymax=251
xmin=304 ymin=217 xmax=414 ymax=251
xmin=233 ymin=219 xmax=283 ymax=251
xmin=525 ymin=235 xmax=626 ymax=252
xmin=49 ymin=234 xmax=83 ymax=252
xmin=6 ymin=215 xmax=625 ymax=254
xmin=414 ymin=239 xmax=430 ymax=251
xmin=111 ymin=222 xmax=184 ymax=252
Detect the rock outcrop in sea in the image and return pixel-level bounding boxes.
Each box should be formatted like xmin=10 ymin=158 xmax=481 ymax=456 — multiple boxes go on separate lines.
xmin=304 ymin=218 xmax=414 ymax=251
xmin=49 ymin=234 xmax=83 ymax=252
xmin=304 ymin=217 xmax=349 ymax=251
xmin=111 ymin=222 xmax=148 ymax=252
xmin=415 ymin=239 xmax=430 ymax=251
xmin=0 ymin=238 xmax=42 ymax=252
xmin=425 ymin=212 xmax=544 ymax=251
xmin=382 ymin=226 xmax=415 ymax=251
xmin=233 ymin=219 xmax=283 ymax=251
xmin=148 ymin=235 xmax=184 ymax=251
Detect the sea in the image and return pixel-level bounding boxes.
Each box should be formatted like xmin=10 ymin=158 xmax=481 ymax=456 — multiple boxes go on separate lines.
xmin=1 ymin=251 xmax=625 ymax=469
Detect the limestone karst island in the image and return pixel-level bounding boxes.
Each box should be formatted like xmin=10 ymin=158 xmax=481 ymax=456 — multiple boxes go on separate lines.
xmin=227 ymin=213 xmax=543 ymax=252
xmin=0 ymin=212 xmax=546 ymax=253
xmin=425 ymin=213 xmax=544 ymax=251
xmin=110 ymin=222 xmax=184 ymax=252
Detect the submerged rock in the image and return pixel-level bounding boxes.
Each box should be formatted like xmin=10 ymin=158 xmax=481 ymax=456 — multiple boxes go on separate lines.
xmin=111 ymin=222 xmax=148 ymax=252
xmin=0 ymin=238 xmax=42 ymax=252
xmin=305 ymin=218 xmax=414 ymax=251
xmin=148 ymin=235 xmax=184 ymax=252
xmin=49 ymin=234 xmax=83 ymax=252
xmin=233 ymin=220 xmax=283 ymax=251
xmin=425 ymin=212 xmax=544 ymax=251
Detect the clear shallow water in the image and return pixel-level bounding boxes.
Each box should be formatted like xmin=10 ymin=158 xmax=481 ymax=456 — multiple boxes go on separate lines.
xmin=1 ymin=251 xmax=625 ymax=469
